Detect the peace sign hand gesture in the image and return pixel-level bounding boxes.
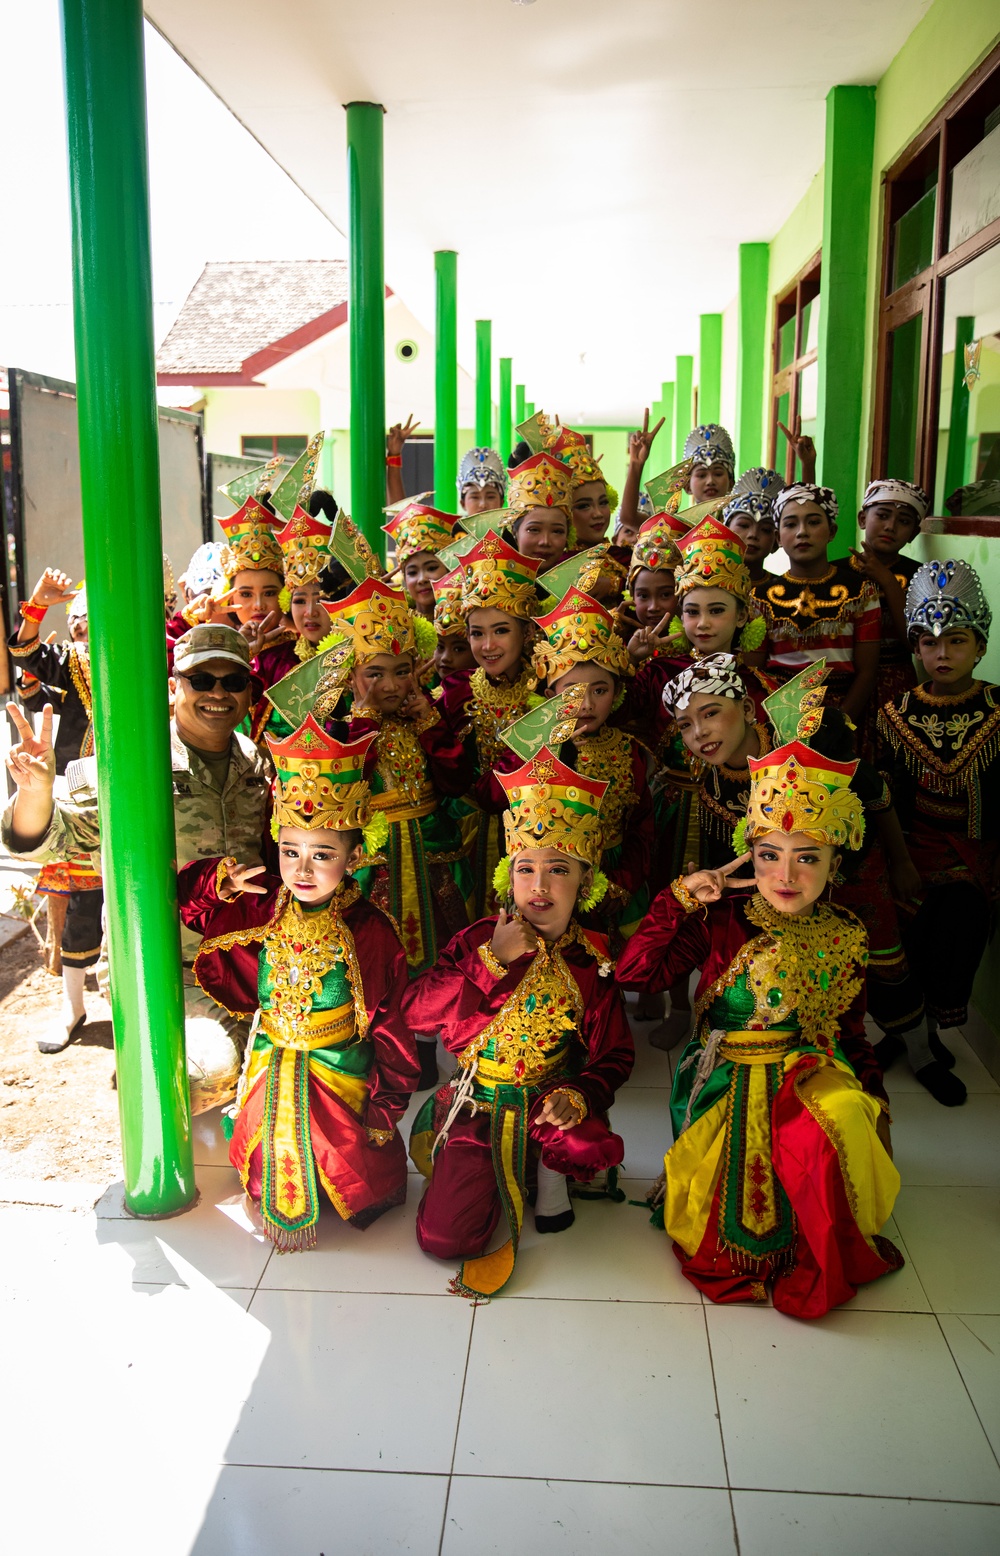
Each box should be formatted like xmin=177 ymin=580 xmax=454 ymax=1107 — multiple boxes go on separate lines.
xmin=628 ymin=408 xmax=666 ymax=472
xmin=681 ymin=852 xmax=757 ymax=904
xmin=5 ymin=702 xmax=56 ymax=793
xmin=240 ymin=611 xmax=284 ymax=660
xmin=628 ymin=609 xmax=676 ymax=663
xmin=386 ymin=415 xmax=420 ymax=457
xmin=777 ymin=416 xmax=817 ymax=482
xmin=216 ymin=860 xmax=268 ymax=901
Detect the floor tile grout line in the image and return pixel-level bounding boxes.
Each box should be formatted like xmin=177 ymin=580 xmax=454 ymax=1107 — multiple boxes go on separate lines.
xmin=437 ymin=1300 xmax=478 ymax=1556
xmin=700 ymin=1301 xmax=739 ymax=1554
xmin=934 ymin=1311 xmax=1000 ymax=1476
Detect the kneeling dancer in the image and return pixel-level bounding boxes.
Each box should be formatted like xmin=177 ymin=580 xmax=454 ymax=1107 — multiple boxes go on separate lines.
xmin=405 ymin=744 xmax=633 ymax=1299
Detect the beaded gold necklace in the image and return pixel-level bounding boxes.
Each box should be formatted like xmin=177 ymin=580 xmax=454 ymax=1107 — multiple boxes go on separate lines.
xmin=743 ymin=893 xmax=867 ymax=1054
xmin=469 ymin=665 xmax=537 ymax=770
xmin=263 ymin=882 xmax=361 ymax=1026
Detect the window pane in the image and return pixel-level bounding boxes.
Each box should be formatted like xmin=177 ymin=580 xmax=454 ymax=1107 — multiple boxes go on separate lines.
xmin=778 ymin=314 xmax=797 ymax=371
xmin=797 ymin=361 xmax=819 ymax=480
xmin=775 ymin=389 xmax=791 ymax=479
xmin=274 ymin=435 xmax=308 ymax=458
xmin=801 ymin=294 xmax=821 ymax=355
xmin=949 ymin=119 xmax=1000 ymax=252
xmin=891 ymin=184 xmax=937 ymax=290
xmin=934 ymin=242 xmax=1000 ymax=515
xmin=886 ymin=313 xmax=923 ymax=483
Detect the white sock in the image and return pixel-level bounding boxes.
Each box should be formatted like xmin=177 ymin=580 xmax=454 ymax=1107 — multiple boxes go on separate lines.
xmin=535 ymin=1160 xmax=571 ymax=1218
xmin=902 ymin=1017 xmax=934 ymax=1072
xmin=62 ymin=966 xmax=87 ymax=1024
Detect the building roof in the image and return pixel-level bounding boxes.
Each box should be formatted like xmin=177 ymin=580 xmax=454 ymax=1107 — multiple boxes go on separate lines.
xmin=156 ymin=258 xmax=352 ymax=384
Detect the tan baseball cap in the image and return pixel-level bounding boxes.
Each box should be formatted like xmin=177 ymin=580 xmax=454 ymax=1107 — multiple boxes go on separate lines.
xmin=173 ymin=624 xmax=250 ymax=674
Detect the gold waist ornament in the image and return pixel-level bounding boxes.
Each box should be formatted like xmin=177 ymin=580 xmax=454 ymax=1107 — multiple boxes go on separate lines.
xmin=260 ymin=1001 xmax=356 ymax=1051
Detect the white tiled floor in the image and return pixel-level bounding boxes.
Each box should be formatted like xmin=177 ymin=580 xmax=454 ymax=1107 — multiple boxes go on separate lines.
xmin=3 ymin=1001 xmax=1000 ymax=1556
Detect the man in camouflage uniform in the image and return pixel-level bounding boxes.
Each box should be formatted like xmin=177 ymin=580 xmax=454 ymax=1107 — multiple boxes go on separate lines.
xmin=3 ymin=624 xmax=272 ymax=1111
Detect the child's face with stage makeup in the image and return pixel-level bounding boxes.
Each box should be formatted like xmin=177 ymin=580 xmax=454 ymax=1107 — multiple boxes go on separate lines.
xmin=461 ymin=482 xmax=505 ymax=514
xmin=674 ymin=691 xmax=756 ymax=766
xmin=688 ymin=463 xmax=733 ymax=503
xmin=278 ymin=826 xmax=362 ymax=906
xmin=467 ymin=608 xmax=526 ymax=680
xmin=779 ymin=501 xmax=834 ymax=570
xmin=290 ymin=582 xmax=328 ymax=643
xmin=351 ymin=653 xmax=414 ymax=714
xmin=509 ymin=847 xmax=589 ymax=940
xmin=858 ymin=501 xmax=920 ymax=560
xmin=230 ymin=569 xmax=283 ymax=624
xmin=680 ymin=587 xmax=746 ymax=654
xmin=402 ymin=551 xmax=448 ymax=613
xmin=572 ymin=482 xmax=611 ymax=546
xmin=752 ymin=833 xmax=840 ymax=917
xmin=915 ymin=627 xmax=984 ymax=692
xmin=727 ymin=511 xmax=776 ymax=566
xmin=434 ymin=632 xmax=475 ymax=676
xmin=551 ymin=662 xmax=617 ymax=737
xmin=632 ymin=567 xmax=676 ymax=628
xmin=513 ymin=508 xmax=569 ymax=565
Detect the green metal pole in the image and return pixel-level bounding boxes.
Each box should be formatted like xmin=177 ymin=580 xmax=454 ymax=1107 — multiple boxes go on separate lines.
xmin=943 ymin=316 xmax=975 ymax=500
xmin=699 ymin=314 xmax=723 ymax=425
xmin=815 ymin=85 xmax=876 ymax=556
xmin=498 ymin=357 xmax=513 ymax=465
xmin=525 ymin=400 xmax=535 ymax=420
xmin=515 ymin=384 xmax=526 ymax=427
xmin=59 ymin=0 xmax=193 ymax=1217
xmin=345 ymin=102 xmax=386 ymax=559
xmin=660 ymin=382 xmax=675 ymax=462
xmin=735 ymin=242 xmax=769 ymax=477
xmin=434 ymin=250 xmax=458 ymax=509
xmin=475 ymin=320 xmax=492 ymax=446
xmin=673 ymin=356 xmax=694 ymax=463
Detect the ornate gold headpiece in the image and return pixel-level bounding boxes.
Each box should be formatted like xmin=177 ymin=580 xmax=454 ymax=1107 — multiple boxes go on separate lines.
xmin=432 ymin=567 xmax=467 ymax=638
xmin=533 ymin=588 xmax=633 ymax=683
xmin=674 ymin=514 xmax=752 ymax=602
xmin=217 ymin=497 xmax=284 ymax=583
xmin=627 ymin=511 xmax=687 ymax=586
xmin=499 ymin=744 xmax=609 ymax=868
xmin=325 ymin=578 xmax=416 ymax=664
xmin=460 ymin=530 xmax=542 ymax=620
xmin=266 ymin=717 xmax=377 ymax=833
xmin=382 ymin=502 xmax=460 ymax=566
xmin=507 ymin=452 xmax=574 ymax=518
xmin=275 ymin=508 xmax=332 ymax=590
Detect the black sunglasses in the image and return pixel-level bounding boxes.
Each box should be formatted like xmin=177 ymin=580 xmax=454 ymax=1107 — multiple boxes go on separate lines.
xmin=177 ymin=670 xmax=251 ymax=693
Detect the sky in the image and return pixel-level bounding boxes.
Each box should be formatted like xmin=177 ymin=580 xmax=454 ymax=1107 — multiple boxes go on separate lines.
xmin=0 ymin=0 xmax=344 ymax=386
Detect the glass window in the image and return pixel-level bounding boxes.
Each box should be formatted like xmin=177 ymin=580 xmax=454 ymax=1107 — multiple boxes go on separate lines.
xmin=886 ymin=315 xmax=923 ymax=483
xmin=240 ymin=434 xmax=308 ymax=461
xmin=768 ymin=256 xmax=821 ymax=480
xmin=948 ymin=114 xmax=1000 ymax=251
xmin=892 ymin=182 xmax=938 ymax=289
xmin=934 ymin=243 xmax=1000 ymax=514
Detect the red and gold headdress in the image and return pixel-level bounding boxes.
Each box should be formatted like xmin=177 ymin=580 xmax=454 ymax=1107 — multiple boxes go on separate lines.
xmin=742 ymin=662 xmax=864 ymax=850
xmin=460 ymin=530 xmax=541 ymax=620
xmin=549 ymin=426 xmax=604 ymax=489
xmin=533 ymin=588 xmax=633 ymax=683
xmin=627 ymin=511 xmax=687 ymax=586
xmin=431 ymin=567 xmax=467 ymax=638
xmin=217 ymin=497 xmax=284 ymax=584
xmin=325 ymin=578 xmax=416 ymax=664
xmin=265 ymin=717 xmax=382 ymax=844
xmin=498 ymin=744 xmax=609 ymax=868
xmin=275 ymin=508 xmax=332 ymax=591
xmin=383 ymin=502 xmax=461 ymax=566
xmin=674 ymin=514 xmax=753 ymax=603
xmin=507 ymin=452 xmax=574 ymax=518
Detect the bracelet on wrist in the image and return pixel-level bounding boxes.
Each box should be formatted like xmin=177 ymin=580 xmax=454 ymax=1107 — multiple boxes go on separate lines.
xmin=19 ymin=601 xmax=47 ymax=624
xmin=385 ymin=454 xmax=403 ymax=468
xmin=671 ymin=875 xmax=702 ymax=914
xmin=478 ymin=941 xmax=508 ymax=979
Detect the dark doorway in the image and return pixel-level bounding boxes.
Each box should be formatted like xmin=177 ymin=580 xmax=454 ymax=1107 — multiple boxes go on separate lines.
xmin=402 ymin=435 xmax=435 ymax=498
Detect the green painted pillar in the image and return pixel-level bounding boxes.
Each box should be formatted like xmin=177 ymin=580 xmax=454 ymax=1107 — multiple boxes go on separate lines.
xmin=735 ymin=242 xmax=769 ymax=477
xmin=434 ymin=249 xmax=458 ymax=509
xmin=475 ymin=320 xmax=492 ymax=446
xmin=345 ymin=102 xmax=386 ymax=559
xmin=498 ymin=357 xmax=513 ymax=464
xmin=525 ymin=400 xmax=535 ymax=420
xmin=815 ymin=84 xmax=876 ymax=556
xmin=673 ymin=356 xmax=694 ymax=463
xmin=660 ymin=382 xmax=675 ymax=463
xmin=699 ymin=314 xmax=723 ymax=425
xmin=59 ymin=0 xmax=193 ymax=1217
xmin=515 ymin=384 xmax=526 ymax=427
xmin=943 ymin=316 xmax=975 ymax=505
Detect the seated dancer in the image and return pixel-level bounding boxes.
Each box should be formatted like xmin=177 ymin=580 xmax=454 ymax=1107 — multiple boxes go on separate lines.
xmin=457 ymin=446 xmax=507 ymax=516
xmin=681 ymin=423 xmax=736 ymax=507
xmin=877 ymin=559 xmax=999 ymax=1107
xmin=755 ymin=484 xmax=881 ymax=724
xmin=505 ymin=451 xmax=574 ymax=568
xmin=177 ymin=718 xmax=417 ymax=1249
xmin=533 ymin=589 xmax=652 ymax=942
xmin=330 ymin=578 xmax=473 ymax=1091
xmin=383 ymin=500 xmax=462 ymax=622
xmin=665 ymin=656 xmax=923 ymax=1048
xmin=618 ymin=672 xmax=902 ymax=1319
xmin=439 ymin=531 xmax=544 ymax=919
xmin=722 ymin=467 xmax=784 ymax=584
xmin=9 ymin=571 xmax=101 ymax=1053
xmin=405 ymin=744 xmax=633 ymax=1299
xmin=850 ymin=478 xmax=928 ymax=762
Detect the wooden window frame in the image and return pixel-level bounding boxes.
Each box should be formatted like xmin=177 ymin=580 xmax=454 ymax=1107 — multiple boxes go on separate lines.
xmin=768 ymin=251 xmax=821 ymax=481
xmin=872 ymin=38 xmax=1000 ymax=535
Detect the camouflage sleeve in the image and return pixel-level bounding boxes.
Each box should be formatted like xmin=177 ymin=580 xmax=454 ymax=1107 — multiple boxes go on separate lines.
xmin=0 ymin=796 xmax=101 ymax=865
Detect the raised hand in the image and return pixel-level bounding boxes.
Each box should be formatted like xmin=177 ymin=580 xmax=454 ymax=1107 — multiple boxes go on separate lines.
xmin=27 ymin=568 xmax=78 ymax=611
xmin=491 ymin=907 xmax=539 ymax=967
xmin=628 ymin=409 xmax=666 ymax=471
xmin=399 ymin=685 xmax=433 ymax=725
xmin=5 ymin=702 xmax=56 ymax=793
xmin=386 ymin=414 xmax=420 ymax=457
xmin=240 ymin=611 xmax=284 ymax=659
xmin=681 ymin=851 xmax=757 ymax=904
xmin=777 ymin=415 xmax=817 ymax=479
xmin=216 ymin=860 xmax=267 ymax=901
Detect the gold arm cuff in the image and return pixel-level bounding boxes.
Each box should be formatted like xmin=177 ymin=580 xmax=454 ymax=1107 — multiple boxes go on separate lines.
xmin=215 ymin=857 xmax=238 ymax=899
xmin=545 ymin=1085 xmax=589 ymax=1122
xmin=366 ymin=1126 xmax=394 ymax=1147
xmin=411 ymin=705 xmax=441 ymax=734
xmin=478 ymin=941 xmax=508 ymax=980
xmin=671 ymin=875 xmax=702 ymax=914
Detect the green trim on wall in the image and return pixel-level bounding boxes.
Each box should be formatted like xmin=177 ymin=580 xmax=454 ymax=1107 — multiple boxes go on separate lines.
xmin=475 ymin=319 xmax=492 ymax=446
xmin=735 ymin=243 xmax=769 ymax=472
xmin=815 ymin=85 xmax=876 ymax=559
xmin=699 ymin=315 xmax=723 ymax=425
xmin=673 ymin=356 xmax=694 ymax=463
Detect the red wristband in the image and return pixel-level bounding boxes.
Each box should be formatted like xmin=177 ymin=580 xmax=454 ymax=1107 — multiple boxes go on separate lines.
xmin=385 ymin=454 xmax=402 ymax=468
xmin=20 ymin=601 xmax=47 ymax=623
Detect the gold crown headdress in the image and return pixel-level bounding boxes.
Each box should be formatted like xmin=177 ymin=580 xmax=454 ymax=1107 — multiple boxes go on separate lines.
xmin=498 ymin=744 xmax=609 ymax=868
xmin=548 ymin=426 xmax=604 ymax=488
xmin=674 ymin=514 xmax=753 ymax=602
xmin=507 ymin=452 xmax=574 ymax=518
xmin=533 ymin=588 xmax=633 ymax=683
xmin=742 ymin=661 xmax=865 ymax=850
xmin=325 ymin=578 xmax=416 ymax=664
xmin=431 ymin=567 xmax=467 ymax=638
xmin=217 ymin=497 xmax=284 ymax=584
xmin=382 ymin=502 xmax=461 ymax=567
xmin=627 ymin=511 xmax=687 ymax=586
xmin=275 ymin=508 xmax=332 ymax=590
xmin=460 ymin=530 xmax=542 ymax=620
xmin=266 ymin=717 xmax=386 ymax=852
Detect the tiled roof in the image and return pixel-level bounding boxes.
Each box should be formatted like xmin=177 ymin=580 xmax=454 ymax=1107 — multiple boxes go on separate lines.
xmin=155 ymin=259 xmax=348 ymax=376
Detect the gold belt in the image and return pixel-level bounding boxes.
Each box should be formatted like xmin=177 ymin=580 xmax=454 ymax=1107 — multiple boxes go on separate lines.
xmin=474 ymin=1050 xmax=568 ymax=1091
xmin=260 ymin=1001 xmax=356 ymax=1051
xmin=371 ymin=783 xmax=436 ymax=824
xmin=719 ymin=1029 xmax=795 ymax=1065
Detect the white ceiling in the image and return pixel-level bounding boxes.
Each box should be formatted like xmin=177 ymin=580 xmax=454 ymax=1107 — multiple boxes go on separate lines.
xmin=146 ymin=0 xmax=933 ymax=425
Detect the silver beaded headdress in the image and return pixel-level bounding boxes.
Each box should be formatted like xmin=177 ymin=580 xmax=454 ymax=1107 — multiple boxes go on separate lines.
xmin=683 ymin=423 xmax=735 ymax=472
xmin=905 ymin=558 xmax=991 ymax=643
xmin=458 ymin=447 xmax=506 ymax=494
xmin=723 ymin=467 xmax=785 ymax=524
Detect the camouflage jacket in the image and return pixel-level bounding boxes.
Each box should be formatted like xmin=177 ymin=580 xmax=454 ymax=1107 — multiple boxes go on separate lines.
xmin=1 ymin=723 xmax=272 ymax=960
